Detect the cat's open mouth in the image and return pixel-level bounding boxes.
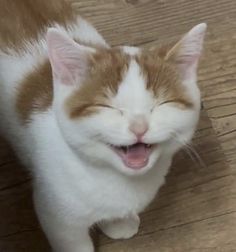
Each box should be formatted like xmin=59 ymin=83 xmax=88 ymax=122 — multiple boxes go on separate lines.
xmin=111 ymin=143 xmax=154 ymax=170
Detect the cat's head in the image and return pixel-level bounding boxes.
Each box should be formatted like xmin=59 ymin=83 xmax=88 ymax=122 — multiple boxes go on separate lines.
xmin=46 ymin=24 xmax=206 ymax=176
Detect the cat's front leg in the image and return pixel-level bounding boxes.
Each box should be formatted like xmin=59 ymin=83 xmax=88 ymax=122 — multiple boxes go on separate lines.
xmin=49 ymin=228 xmax=94 ymax=252
xmin=99 ymin=214 xmax=140 ymax=240
xmin=34 ymin=192 xmax=94 ymax=252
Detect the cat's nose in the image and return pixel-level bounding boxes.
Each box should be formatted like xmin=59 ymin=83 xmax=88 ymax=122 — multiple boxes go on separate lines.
xmin=129 ymin=115 xmax=148 ymax=141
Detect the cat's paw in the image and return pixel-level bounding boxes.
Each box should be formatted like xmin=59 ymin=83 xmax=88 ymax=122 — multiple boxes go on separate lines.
xmin=99 ymin=214 xmax=140 ymax=240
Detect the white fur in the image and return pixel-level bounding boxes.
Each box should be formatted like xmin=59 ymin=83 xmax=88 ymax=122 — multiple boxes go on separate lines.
xmin=0 ymin=18 xmax=206 ymax=252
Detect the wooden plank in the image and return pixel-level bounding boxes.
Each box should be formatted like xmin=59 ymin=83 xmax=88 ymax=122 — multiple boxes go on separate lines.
xmin=72 ymin=0 xmax=236 ymax=46
xmin=199 ymin=35 xmax=236 ymax=167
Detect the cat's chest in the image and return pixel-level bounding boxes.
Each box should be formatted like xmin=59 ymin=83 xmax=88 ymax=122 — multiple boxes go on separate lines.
xmin=75 ymin=167 xmax=165 ymax=221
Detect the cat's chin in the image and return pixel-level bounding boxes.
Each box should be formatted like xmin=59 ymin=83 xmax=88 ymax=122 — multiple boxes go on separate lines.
xmin=110 ymin=143 xmax=157 ymax=171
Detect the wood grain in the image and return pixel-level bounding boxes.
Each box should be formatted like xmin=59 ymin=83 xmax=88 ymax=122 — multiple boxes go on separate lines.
xmin=0 ymin=0 xmax=236 ymax=251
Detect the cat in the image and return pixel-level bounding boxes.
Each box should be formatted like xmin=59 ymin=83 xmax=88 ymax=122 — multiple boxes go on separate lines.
xmin=0 ymin=0 xmax=206 ymax=251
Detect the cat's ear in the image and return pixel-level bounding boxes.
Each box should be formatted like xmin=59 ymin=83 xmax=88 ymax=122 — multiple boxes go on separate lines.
xmin=46 ymin=28 xmax=95 ymax=85
xmin=165 ymin=23 xmax=207 ymax=80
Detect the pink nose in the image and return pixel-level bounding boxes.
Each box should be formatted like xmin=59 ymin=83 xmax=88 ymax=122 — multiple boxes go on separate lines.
xmin=129 ymin=115 xmax=148 ymax=140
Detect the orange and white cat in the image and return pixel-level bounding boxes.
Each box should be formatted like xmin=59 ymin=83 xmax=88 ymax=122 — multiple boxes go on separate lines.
xmin=0 ymin=1 xmax=206 ymax=251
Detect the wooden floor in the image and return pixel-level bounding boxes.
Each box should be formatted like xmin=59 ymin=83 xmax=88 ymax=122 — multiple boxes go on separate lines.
xmin=1 ymin=0 xmax=236 ymax=251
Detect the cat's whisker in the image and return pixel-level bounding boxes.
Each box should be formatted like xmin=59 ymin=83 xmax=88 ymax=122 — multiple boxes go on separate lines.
xmin=184 ymin=143 xmax=207 ymax=169
xmin=170 ymin=132 xmax=206 ymax=168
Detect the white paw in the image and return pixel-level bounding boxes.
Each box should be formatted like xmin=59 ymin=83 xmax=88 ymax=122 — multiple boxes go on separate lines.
xmin=99 ymin=214 xmax=140 ymax=240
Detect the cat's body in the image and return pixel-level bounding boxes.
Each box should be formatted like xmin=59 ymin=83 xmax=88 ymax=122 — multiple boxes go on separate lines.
xmin=0 ymin=1 xmax=206 ymax=251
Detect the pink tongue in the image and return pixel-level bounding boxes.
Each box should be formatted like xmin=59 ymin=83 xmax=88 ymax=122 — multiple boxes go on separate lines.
xmin=125 ymin=144 xmax=149 ymax=169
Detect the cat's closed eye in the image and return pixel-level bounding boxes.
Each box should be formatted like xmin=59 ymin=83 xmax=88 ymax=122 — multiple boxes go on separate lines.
xmin=93 ymin=104 xmax=113 ymax=109
xmin=160 ymin=99 xmax=193 ymax=109
xmin=159 ymin=99 xmax=183 ymax=106
xmin=93 ymin=104 xmax=124 ymax=115
xmin=151 ymin=99 xmax=193 ymax=112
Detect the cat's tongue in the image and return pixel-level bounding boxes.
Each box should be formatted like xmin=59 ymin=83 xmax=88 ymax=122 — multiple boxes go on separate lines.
xmin=115 ymin=143 xmax=152 ymax=169
xmin=125 ymin=144 xmax=149 ymax=169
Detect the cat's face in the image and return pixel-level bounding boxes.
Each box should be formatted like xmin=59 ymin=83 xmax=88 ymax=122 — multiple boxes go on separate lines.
xmin=47 ymin=24 xmax=206 ymax=176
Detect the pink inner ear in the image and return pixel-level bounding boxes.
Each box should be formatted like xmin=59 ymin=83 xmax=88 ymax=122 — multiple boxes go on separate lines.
xmin=46 ymin=28 xmax=89 ymax=85
xmin=176 ymin=53 xmax=200 ymax=66
xmin=166 ymin=23 xmax=206 ymax=79
xmin=50 ymin=49 xmax=74 ymax=84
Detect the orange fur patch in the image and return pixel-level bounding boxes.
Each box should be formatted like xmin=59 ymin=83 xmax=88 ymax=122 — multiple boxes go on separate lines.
xmin=16 ymin=61 xmax=53 ymax=123
xmin=66 ymin=47 xmax=193 ymax=120
xmin=0 ymin=0 xmax=75 ymax=52
xmin=66 ymin=49 xmax=130 ymax=118
xmin=136 ymin=49 xmax=193 ymax=108
xmin=16 ymin=49 xmax=130 ymax=123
